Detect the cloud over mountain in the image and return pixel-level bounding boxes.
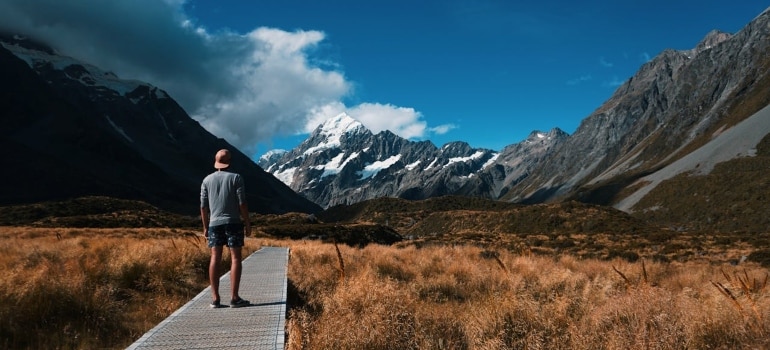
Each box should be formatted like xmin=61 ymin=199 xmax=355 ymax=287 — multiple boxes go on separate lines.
xmin=0 ymin=0 xmax=442 ymax=154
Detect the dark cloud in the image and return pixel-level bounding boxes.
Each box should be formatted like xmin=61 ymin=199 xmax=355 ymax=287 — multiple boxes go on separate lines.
xmin=0 ymin=0 xmax=435 ymax=155
xmin=0 ymin=0 xmax=348 ymax=153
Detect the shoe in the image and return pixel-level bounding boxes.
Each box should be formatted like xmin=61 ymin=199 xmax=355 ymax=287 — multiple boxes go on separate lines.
xmin=210 ymin=300 xmax=223 ymax=308
xmin=230 ymin=298 xmax=250 ymax=308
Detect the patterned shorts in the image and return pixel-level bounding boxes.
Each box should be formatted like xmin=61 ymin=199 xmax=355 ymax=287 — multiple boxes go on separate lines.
xmin=207 ymin=223 xmax=245 ymax=248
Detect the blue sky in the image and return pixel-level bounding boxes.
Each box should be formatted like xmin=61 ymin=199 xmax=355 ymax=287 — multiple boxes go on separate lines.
xmin=1 ymin=1 xmax=767 ymax=158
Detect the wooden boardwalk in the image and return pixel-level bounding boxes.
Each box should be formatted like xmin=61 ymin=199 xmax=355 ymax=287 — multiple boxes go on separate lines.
xmin=127 ymin=246 xmax=289 ymax=350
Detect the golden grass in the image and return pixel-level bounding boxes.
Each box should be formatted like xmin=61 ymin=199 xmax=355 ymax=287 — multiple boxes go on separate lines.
xmin=0 ymin=226 xmax=260 ymax=349
xmin=287 ymin=241 xmax=770 ymax=350
xmin=2 ymin=225 xmax=769 ymax=349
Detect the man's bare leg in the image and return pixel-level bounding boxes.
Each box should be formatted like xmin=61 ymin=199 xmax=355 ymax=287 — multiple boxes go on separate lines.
xmin=209 ymin=246 xmax=224 ymax=302
xmin=229 ymin=246 xmax=243 ymax=301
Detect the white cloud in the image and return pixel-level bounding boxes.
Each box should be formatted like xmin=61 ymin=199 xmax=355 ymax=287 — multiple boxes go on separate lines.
xmin=304 ymin=102 xmax=348 ymax=133
xmin=303 ymin=102 xmax=451 ymax=141
xmin=430 ymin=124 xmax=458 ymax=135
xmin=0 ymin=0 xmax=443 ymax=155
xmin=604 ymin=76 xmax=626 ymax=87
xmin=193 ymin=27 xmax=351 ymax=153
xmin=599 ymin=56 xmax=614 ymax=68
xmin=567 ymin=75 xmax=592 ymax=86
xmin=348 ymin=103 xmax=427 ymax=139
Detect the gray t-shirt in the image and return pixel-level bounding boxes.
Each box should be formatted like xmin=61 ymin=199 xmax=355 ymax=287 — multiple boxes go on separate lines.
xmin=200 ymin=170 xmax=246 ymax=226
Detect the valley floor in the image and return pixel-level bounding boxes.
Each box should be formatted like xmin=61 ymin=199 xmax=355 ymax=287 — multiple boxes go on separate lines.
xmin=0 ymin=227 xmax=768 ymax=349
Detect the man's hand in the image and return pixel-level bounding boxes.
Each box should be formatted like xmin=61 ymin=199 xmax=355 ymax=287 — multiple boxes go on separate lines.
xmin=200 ymin=207 xmax=210 ymax=238
xmin=239 ymin=203 xmax=251 ymax=237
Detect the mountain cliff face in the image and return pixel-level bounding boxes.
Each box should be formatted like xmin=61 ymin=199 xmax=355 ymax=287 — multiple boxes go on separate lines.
xmin=262 ymin=7 xmax=770 ymax=212
xmin=504 ymin=8 xmax=770 ymax=208
xmin=259 ymin=113 xmax=566 ymax=208
xmin=0 ymin=34 xmax=321 ymax=215
xmin=482 ymin=128 xmax=568 ymax=199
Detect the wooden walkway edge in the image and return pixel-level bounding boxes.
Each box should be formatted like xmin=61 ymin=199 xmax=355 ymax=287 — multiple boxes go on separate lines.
xmin=126 ymin=246 xmax=289 ymax=350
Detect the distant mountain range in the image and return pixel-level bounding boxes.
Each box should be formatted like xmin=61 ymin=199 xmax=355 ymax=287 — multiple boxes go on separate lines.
xmin=260 ymin=7 xmax=770 ymax=216
xmin=0 ymin=34 xmax=320 ymax=215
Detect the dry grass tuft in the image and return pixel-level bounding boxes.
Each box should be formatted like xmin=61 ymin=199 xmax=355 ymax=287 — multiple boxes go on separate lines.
xmin=333 ymin=240 xmax=346 ymax=284
xmin=712 ymin=268 xmax=768 ymax=332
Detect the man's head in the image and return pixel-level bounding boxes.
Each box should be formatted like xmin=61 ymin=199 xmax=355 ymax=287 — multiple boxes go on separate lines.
xmin=214 ymin=149 xmax=231 ymax=169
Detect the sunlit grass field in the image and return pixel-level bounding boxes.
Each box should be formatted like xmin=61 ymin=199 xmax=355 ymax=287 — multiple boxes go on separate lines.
xmin=0 ymin=227 xmax=260 ymax=349
xmin=0 ymin=226 xmax=768 ymax=349
xmin=287 ymin=241 xmax=769 ymax=349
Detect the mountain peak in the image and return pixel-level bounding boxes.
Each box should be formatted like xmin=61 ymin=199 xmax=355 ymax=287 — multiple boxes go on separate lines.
xmin=528 ymin=130 xmax=548 ymax=140
xmin=692 ymin=29 xmax=731 ymax=55
xmin=259 ymin=149 xmax=287 ymax=162
xmin=318 ymin=113 xmax=365 ymax=136
xmin=301 ymin=113 xmax=369 ymax=156
xmin=526 ymin=128 xmax=567 ymax=142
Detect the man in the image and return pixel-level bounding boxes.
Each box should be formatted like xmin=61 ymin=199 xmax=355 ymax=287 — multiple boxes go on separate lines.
xmin=200 ymin=149 xmax=251 ymax=308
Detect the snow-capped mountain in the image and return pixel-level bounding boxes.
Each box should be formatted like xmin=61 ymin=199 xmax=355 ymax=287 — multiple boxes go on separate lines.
xmin=0 ymin=33 xmax=320 ymax=214
xmin=259 ymin=113 xmax=566 ymax=208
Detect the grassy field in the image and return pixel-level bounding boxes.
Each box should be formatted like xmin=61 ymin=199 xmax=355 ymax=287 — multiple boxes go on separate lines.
xmin=0 ymin=227 xmax=260 ymax=349
xmin=287 ymin=240 xmax=769 ymax=349
xmin=0 ymin=226 xmax=767 ymax=349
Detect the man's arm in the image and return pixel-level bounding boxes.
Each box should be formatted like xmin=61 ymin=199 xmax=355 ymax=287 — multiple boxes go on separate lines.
xmin=240 ymin=203 xmax=251 ymax=236
xmin=200 ymin=207 xmax=210 ymax=237
xmin=200 ymin=180 xmax=209 ymax=237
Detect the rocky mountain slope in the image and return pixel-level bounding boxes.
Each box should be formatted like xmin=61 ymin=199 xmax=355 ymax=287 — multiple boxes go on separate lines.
xmin=507 ymin=9 xmax=770 ymax=208
xmin=262 ymin=7 xmax=770 ymax=215
xmin=0 ymin=34 xmax=321 ymax=215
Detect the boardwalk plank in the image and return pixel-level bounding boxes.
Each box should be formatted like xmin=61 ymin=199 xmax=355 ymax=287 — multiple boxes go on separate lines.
xmin=127 ymin=246 xmax=289 ymax=350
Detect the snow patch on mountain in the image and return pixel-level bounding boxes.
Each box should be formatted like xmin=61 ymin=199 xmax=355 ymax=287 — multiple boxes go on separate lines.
xmin=2 ymin=42 xmax=144 ymax=96
xmin=273 ymin=166 xmax=296 ymax=186
xmin=445 ymin=150 xmax=486 ymax=168
xmin=424 ymin=158 xmax=440 ymax=171
xmin=482 ymin=153 xmax=500 ymax=169
xmin=405 ymin=160 xmax=421 ymax=171
xmin=105 ymin=115 xmax=134 ymax=143
xmin=316 ymin=151 xmax=360 ymax=177
xmin=359 ymin=155 xmax=402 ymax=179
xmin=153 ymin=88 xmax=169 ymax=99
